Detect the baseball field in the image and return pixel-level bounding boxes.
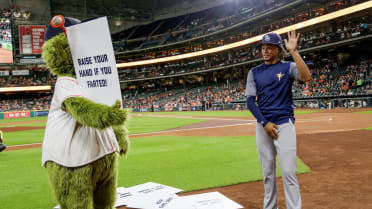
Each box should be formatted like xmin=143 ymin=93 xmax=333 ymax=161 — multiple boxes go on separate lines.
xmin=0 ymin=109 xmax=372 ymax=209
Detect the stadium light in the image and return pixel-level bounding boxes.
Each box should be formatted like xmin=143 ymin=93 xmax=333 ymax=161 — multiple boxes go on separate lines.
xmin=116 ymin=1 xmax=372 ymax=68
xmin=0 ymin=85 xmax=51 ymax=92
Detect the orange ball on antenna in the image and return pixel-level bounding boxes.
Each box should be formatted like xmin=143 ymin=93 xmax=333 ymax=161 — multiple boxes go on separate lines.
xmin=51 ymin=15 xmax=66 ymax=32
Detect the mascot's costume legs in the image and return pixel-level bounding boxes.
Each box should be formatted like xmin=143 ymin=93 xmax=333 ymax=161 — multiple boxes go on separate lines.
xmin=41 ymin=16 xmax=130 ymax=209
xmin=45 ymin=153 xmax=119 ymax=209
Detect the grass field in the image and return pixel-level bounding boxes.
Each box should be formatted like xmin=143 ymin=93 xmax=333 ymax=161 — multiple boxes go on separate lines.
xmin=4 ymin=129 xmax=46 ymax=146
xmin=0 ymin=136 xmax=310 ymax=209
xmin=0 ymin=148 xmax=55 ymax=209
xmin=128 ymin=116 xmax=206 ymax=134
xmin=2 ymin=116 xmax=207 ymax=146
xmin=355 ymin=110 xmax=372 ymax=114
xmin=135 ymin=110 xmax=318 ymax=117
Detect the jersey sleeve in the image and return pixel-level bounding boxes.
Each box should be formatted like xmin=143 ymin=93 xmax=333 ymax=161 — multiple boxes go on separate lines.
xmin=55 ymin=78 xmax=84 ymax=106
xmin=245 ymin=70 xmax=257 ymax=97
xmin=289 ymin=62 xmax=299 ymax=81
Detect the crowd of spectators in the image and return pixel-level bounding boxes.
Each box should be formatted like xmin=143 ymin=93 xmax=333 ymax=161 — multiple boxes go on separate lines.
xmin=2 ymin=16 xmax=370 ymax=88
xmin=118 ymin=18 xmax=372 ymax=81
xmin=114 ymin=0 xmax=363 ymax=56
xmin=113 ymin=0 xmax=294 ymax=51
xmin=122 ymin=87 xmax=185 ymax=110
xmin=160 ymin=0 xmax=293 ymax=45
xmin=0 ymin=69 xmax=55 ymax=87
xmin=1 ymin=57 xmax=371 ymax=112
xmin=0 ymin=95 xmax=51 ymax=112
xmin=294 ymin=58 xmax=372 ymax=97
xmin=132 ymin=15 xmax=371 ymax=64
xmin=122 ymin=80 xmax=246 ymax=111
xmin=300 ymin=21 xmax=372 ymax=49
xmin=122 ymin=57 xmax=372 ymax=111
xmin=1 ymin=0 xmax=371 ymax=112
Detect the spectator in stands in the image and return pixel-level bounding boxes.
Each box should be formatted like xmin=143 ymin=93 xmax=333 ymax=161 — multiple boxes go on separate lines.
xmin=201 ymin=97 xmax=206 ymax=111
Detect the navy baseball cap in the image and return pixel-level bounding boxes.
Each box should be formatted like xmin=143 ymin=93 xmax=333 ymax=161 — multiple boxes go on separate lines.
xmin=262 ymin=33 xmax=283 ymax=46
xmin=44 ymin=17 xmax=81 ymax=41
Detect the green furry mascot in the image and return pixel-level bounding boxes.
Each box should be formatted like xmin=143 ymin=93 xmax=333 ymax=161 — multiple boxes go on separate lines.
xmin=41 ymin=17 xmax=130 ymax=209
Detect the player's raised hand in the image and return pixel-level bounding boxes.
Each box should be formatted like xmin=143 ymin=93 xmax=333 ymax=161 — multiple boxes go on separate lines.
xmin=284 ymin=30 xmax=300 ymax=53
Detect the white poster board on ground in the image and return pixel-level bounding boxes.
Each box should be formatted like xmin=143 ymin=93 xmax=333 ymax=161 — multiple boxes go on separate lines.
xmin=117 ymin=182 xmax=183 ymax=208
xmin=141 ymin=194 xmax=191 ymax=209
xmin=66 ymin=16 xmax=122 ymax=106
xmin=182 ymin=192 xmax=244 ymax=209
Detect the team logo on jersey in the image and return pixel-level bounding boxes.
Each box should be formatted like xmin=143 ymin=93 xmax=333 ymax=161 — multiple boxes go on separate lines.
xmin=277 ymin=72 xmax=285 ymax=81
xmin=264 ymin=35 xmax=270 ymax=42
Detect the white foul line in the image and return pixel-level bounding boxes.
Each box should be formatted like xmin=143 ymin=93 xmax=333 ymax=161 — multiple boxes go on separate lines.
xmin=8 ymin=142 xmax=42 ymax=147
xmin=130 ymin=123 xmax=253 ymax=136
xmin=134 ymin=114 xmax=334 ymax=123
xmin=135 ymin=114 xmax=256 ymax=122
xmin=7 ymin=123 xmax=253 ymax=148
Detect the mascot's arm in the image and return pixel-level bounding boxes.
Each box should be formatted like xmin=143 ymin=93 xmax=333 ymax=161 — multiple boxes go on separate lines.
xmin=63 ymin=97 xmax=128 ymax=130
xmin=112 ymin=124 xmax=130 ymax=156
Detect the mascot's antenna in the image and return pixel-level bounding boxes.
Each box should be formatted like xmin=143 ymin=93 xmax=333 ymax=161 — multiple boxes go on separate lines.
xmin=51 ymin=15 xmax=66 ymax=33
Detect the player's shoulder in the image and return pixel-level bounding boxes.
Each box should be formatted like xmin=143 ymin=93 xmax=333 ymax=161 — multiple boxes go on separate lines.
xmin=280 ymin=60 xmax=294 ymax=65
xmin=251 ymin=63 xmax=265 ymax=72
xmin=280 ymin=60 xmax=296 ymax=70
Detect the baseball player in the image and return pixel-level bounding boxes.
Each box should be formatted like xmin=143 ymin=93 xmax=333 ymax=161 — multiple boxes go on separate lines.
xmin=245 ymin=30 xmax=311 ymax=209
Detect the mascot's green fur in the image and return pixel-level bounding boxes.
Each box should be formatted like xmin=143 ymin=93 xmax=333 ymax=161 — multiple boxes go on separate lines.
xmin=42 ymin=32 xmax=130 ymax=209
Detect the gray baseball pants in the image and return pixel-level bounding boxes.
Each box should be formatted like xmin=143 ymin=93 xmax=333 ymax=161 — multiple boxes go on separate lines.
xmin=256 ymin=119 xmax=301 ymax=209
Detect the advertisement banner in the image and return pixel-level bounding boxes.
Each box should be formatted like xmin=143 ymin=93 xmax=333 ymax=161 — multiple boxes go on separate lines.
xmin=4 ymin=111 xmax=30 ymax=119
xmin=0 ymin=71 xmax=9 ymax=76
xmin=12 ymin=69 xmax=30 ymax=76
xmin=20 ymin=58 xmax=45 ymax=64
xmin=19 ymin=25 xmax=46 ymax=54
xmin=35 ymin=110 xmax=49 ymax=117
